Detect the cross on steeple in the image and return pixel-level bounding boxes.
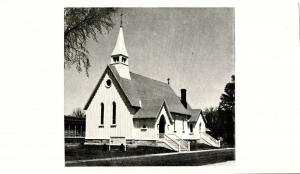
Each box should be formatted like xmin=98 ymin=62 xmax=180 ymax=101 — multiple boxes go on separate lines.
xmin=120 ymin=13 xmax=123 ymax=27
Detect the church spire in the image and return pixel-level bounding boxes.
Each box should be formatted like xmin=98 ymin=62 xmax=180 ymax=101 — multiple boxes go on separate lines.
xmin=110 ymin=13 xmax=131 ymax=80
xmin=120 ymin=13 xmax=123 ymax=28
xmin=111 ymin=13 xmax=128 ymax=57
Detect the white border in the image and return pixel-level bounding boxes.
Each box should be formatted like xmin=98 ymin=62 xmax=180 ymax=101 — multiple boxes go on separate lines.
xmin=0 ymin=0 xmax=300 ymax=173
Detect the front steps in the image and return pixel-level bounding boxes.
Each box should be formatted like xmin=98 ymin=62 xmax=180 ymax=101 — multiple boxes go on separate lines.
xmin=158 ymin=134 xmax=190 ymax=152
xmin=200 ymin=132 xmax=221 ymax=148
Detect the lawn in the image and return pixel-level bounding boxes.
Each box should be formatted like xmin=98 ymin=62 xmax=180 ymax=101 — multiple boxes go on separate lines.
xmin=65 ymin=143 xmax=224 ymax=162
xmin=66 ymin=148 xmax=235 ymax=166
xmin=190 ymin=143 xmax=219 ymax=151
xmin=65 ymin=145 xmax=173 ymax=161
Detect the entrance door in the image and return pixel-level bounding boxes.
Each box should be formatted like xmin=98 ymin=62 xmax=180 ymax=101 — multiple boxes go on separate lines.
xmin=159 ymin=115 xmax=166 ymax=138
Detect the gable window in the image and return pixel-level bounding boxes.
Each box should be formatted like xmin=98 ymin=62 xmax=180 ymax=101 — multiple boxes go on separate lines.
xmin=112 ymin=102 xmax=116 ymax=125
xmin=100 ymin=103 xmax=104 ymax=125
xmin=105 ymin=79 xmax=112 ymax=88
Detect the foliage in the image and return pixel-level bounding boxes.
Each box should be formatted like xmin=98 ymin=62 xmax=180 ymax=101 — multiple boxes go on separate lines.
xmin=202 ymin=107 xmax=220 ymax=138
xmin=219 ymin=75 xmax=235 ymax=116
xmin=203 ymin=75 xmax=235 ymax=146
xmin=64 ymin=8 xmax=118 ymax=76
xmin=218 ymin=75 xmax=235 ymax=145
xmin=219 ymin=75 xmax=235 ymax=144
xmin=72 ymin=108 xmax=85 ymax=118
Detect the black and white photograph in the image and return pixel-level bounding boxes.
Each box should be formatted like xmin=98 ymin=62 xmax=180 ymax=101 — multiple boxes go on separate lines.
xmin=64 ymin=8 xmax=235 ymax=166
xmin=1 ymin=0 xmax=300 ymax=173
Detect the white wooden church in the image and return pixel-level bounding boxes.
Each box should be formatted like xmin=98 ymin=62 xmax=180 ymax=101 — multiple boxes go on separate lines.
xmin=83 ymin=20 xmax=220 ymax=151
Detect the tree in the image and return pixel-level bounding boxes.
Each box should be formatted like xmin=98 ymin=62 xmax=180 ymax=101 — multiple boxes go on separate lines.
xmin=72 ymin=108 xmax=85 ymax=118
xmin=202 ymin=107 xmax=219 ymax=138
xmin=202 ymin=75 xmax=235 ymax=146
xmin=218 ymin=75 xmax=235 ymax=145
xmin=219 ymin=75 xmax=235 ymax=116
xmin=64 ymin=8 xmax=118 ymax=76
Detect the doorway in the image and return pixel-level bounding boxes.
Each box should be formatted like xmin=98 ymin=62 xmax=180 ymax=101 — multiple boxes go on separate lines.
xmin=158 ymin=115 xmax=166 ymax=136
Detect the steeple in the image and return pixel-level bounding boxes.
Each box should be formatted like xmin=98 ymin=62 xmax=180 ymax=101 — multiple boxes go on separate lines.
xmin=111 ymin=27 xmax=128 ymax=57
xmin=110 ymin=13 xmax=131 ymax=79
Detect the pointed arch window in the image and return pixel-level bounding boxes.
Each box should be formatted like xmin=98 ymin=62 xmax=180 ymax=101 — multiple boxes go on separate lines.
xmin=190 ymin=124 xmax=193 ymax=133
xmin=112 ymin=102 xmax=116 ymax=125
xmin=122 ymin=57 xmax=126 ymax=63
xmin=100 ymin=103 xmax=104 ymax=125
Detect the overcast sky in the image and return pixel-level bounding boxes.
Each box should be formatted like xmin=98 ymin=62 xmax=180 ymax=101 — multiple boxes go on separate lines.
xmin=64 ymin=8 xmax=235 ymax=115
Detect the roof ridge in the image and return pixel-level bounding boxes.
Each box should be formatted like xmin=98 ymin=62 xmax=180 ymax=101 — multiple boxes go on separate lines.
xmin=130 ymin=71 xmax=169 ymax=86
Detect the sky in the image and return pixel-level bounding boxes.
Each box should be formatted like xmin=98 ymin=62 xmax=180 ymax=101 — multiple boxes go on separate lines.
xmin=64 ymin=8 xmax=235 ymax=115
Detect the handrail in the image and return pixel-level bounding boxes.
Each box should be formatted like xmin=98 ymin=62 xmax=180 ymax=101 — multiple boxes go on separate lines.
xmin=169 ymin=134 xmax=188 ymax=148
xmin=164 ymin=134 xmax=180 ymax=151
xmin=201 ymin=132 xmax=219 ymax=144
xmin=164 ymin=134 xmax=180 ymax=146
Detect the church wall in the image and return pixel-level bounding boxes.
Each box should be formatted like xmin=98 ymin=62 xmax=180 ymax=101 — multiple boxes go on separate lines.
xmin=199 ymin=115 xmax=206 ymax=133
xmin=169 ymin=114 xmax=190 ymax=139
xmin=85 ymin=73 xmax=134 ymax=140
xmin=133 ymin=119 xmax=156 ymax=140
xmin=186 ymin=114 xmax=207 ymax=140
xmin=133 ymin=106 xmax=172 ymax=140
xmin=187 ymin=119 xmax=201 ymax=140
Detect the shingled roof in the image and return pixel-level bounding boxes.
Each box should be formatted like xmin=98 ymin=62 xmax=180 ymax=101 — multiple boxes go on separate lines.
xmin=84 ymin=65 xmax=191 ymax=117
xmin=133 ymin=99 xmax=174 ymax=123
xmin=188 ymin=109 xmax=207 ymax=124
xmin=110 ymin=65 xmax=191 ymax=116
xmin=188 ymin=109 xmax=201 ymax=122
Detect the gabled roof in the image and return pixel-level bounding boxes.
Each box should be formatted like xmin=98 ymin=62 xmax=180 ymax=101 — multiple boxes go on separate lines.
xmin=133 ymin=99 xmax=164 ymax=119
xmin=84 ymin=65 xmax=191 ymax=117
xmin=113 ymin=66 xmax=190 ymax=116
xmin=188 ymin=109 xmax=206 ymax=123
xmin=133 ymin=99 xmax=174 ymax=123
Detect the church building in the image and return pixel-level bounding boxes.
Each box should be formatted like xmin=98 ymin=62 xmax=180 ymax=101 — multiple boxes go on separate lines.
xmin=83 ymin=18 xmax=220 ymax=151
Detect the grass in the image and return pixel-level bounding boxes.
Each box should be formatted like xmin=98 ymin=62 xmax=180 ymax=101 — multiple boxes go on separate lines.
xmin=66 ymin=148 xmax=235 ymax=166
xmin=65 ymin=145 xmax=173 ymax=161
xmin=190 ymin=143 xmax=219 ymax=151
xmin=65 ymin=143 xmax=222 ymax=161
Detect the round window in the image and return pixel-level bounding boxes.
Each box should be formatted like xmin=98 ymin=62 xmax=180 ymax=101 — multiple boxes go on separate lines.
xmin=105 ymin=79 xmax=112 ymax=88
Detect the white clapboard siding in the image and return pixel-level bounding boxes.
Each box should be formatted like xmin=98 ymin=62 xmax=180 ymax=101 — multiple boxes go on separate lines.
xmin=133 ymin=119 xmax=156 ymax=140
xmin=133 ymin=105 xmax=171 ymax=140
xmin=188 ymin=118 xmax=201 ymax=140
xmin=168 ymin=115 xmax=190 ymax=139
xmin=188 ymin=113 xmax=207 ymax=140
xmin=85 ymin=73 xmax=134 ymax=140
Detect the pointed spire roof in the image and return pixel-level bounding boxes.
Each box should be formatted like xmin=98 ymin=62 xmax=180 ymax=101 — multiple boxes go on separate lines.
xmin=111 ymin=27 xmax=129 ymax=57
